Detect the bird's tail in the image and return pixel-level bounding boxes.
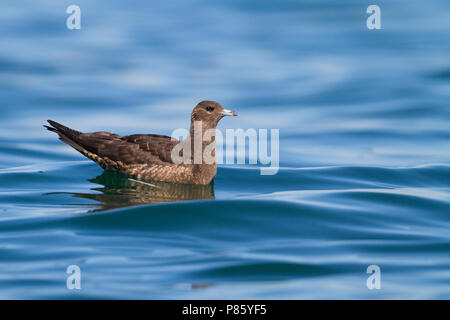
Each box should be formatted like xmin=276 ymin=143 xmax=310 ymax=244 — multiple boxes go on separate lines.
xmin=44 ymin=120 xmax=82 ymax=141
xmin=44 ymin=120 xmax=87 ymax=154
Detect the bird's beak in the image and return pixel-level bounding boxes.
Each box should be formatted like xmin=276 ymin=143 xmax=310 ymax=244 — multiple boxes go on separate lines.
xmin=221 ymin=108 xmax=238 ymax=117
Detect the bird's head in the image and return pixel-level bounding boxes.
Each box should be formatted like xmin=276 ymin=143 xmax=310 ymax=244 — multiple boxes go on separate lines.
xmin=191 ymin=101 xmax=237 ymax=128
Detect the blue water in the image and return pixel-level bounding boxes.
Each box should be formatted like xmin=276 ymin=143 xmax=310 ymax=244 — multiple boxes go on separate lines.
xmin=0 ymin=0 xmax=449 ymax=299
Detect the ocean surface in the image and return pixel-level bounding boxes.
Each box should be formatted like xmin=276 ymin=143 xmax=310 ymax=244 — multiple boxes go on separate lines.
xmin=0 ymin=0 xmax=449 ymax=299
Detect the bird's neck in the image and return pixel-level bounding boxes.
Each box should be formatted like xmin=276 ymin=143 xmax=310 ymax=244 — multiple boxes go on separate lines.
xmin=188 ymin=120 xmax=217 ymax=165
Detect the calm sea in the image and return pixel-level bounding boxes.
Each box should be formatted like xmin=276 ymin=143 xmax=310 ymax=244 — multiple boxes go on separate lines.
xmin=0 ymin=0 xmax=449 ymax=299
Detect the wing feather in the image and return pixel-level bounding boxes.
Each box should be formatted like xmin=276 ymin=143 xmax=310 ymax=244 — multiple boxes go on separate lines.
xmin=76 ymin=132 xmax=169 ymax=165
xmin=121 ymin=134 xmax=180 ymax=163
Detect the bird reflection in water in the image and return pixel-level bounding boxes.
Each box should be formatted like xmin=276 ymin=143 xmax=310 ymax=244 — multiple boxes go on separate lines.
xmin=71 ymin=171 xmax=215 ymax=211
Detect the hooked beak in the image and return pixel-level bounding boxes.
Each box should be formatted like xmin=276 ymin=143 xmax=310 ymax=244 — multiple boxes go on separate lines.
xmin=221 ymin=108 xmax=238 ymax=117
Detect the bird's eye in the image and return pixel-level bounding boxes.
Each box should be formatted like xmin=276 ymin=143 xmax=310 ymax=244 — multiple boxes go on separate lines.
xmin=206 ymin=106 xmax=215 ymax=112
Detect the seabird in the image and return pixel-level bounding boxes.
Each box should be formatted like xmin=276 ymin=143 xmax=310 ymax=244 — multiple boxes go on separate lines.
xmin=44 ymin=101 xmax=237 ymax=185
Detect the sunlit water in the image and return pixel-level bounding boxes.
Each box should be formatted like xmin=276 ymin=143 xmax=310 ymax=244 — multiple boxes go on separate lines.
xmin=0 ymin=0 xmax=449 ymax=299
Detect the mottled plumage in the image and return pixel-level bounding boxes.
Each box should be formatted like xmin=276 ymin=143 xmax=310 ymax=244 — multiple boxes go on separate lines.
xmin=44 ymin=101 xmax=237 ymax=185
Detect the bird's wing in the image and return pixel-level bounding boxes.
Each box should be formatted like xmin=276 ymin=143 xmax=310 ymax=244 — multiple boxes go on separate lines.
xmin=44 ymin=120 xmax=181 ymax=166
xmin=121 ymin=134 xmax=181 ymax=164
xmin=77 ymin=132 xmax=179 ymax=165
xmin=76 ymin=132 xmax=171 ymax=165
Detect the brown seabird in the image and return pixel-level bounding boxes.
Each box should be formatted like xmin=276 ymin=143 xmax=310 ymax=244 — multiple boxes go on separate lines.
xmin=44 ymin=101 xmax=237 ymax=185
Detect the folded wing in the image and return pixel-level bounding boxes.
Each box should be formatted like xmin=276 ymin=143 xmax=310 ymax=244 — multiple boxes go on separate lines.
xmin=45 ymin=120 xmax=180 ymax=166
xmin=121 ymin=134 xmax=180 ymax=164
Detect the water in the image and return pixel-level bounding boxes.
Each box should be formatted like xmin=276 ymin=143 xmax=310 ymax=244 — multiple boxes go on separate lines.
xmin=0 ymin=0 xmax=449 ymax=299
